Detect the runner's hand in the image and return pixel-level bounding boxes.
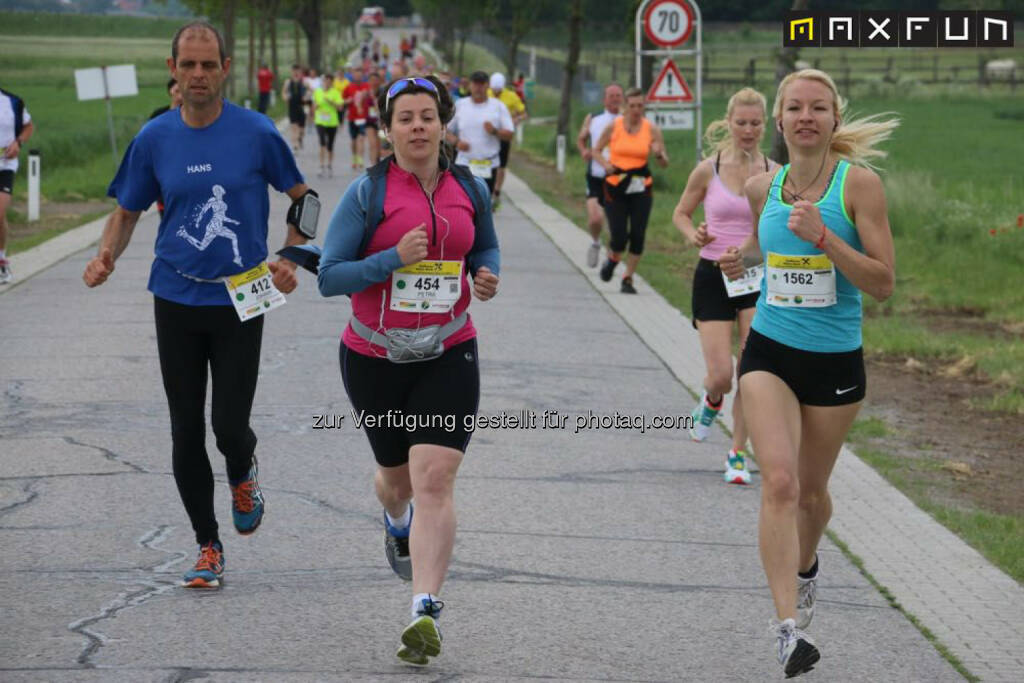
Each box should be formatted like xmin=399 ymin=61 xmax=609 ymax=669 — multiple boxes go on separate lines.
xmin=483 ymin=121 xmax=496 ymax=135
xmin=83 ymin=248 xmax=114 ymax=287
xmin=719 ymin=247 xmax=744 ymax=281
xmin=269 ymin=260 xmax=298 ymax=294
xmin=473 ymin=266 xmax=499 ymax=301
xmin=3 ymin=140 xmax=19 ymax=159
xmin=456 ymin=140 xmax=471 ymax=152
xmin=788 ymin=200 xmax=824 ymax=244
xmin=396 ymin=225 xmax=429 ymax=265
xmin=689 ymin=221 xmax=715 ymax=249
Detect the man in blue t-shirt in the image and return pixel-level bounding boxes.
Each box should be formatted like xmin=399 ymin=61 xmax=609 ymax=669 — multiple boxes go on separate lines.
xmin=82 ymin=21 xmax=316 ymax=589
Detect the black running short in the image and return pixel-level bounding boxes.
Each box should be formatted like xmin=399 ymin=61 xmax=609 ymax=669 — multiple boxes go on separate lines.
xmin=288 ymin=108 xmax=306 ymax=126
xmin=739 ymin=329 xmax=866 ymax=406
xmin=498 ymin=139 xmax=511 ymax=167
xmin=584 ymin=173 xmax=605 ymax=206
xmin=340 ymin=338 xmax=480 ymax=467
xmin=349 ymin=121 xmax=367 ymax=139
xmin=0 ymin=169 xmax=14 ymax=195
xmin=691 ymin=258 xmax=759 ymax=327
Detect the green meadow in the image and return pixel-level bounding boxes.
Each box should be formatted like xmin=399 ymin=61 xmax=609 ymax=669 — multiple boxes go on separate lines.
xmin=0 ymin=11 xmax=350 ymax=208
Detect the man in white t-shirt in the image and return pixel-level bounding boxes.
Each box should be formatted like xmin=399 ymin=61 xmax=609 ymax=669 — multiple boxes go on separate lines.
xmin=575 ymin=83 xmax=622 ymax=267
xmin=1 ymin=86 xmax=35 ymax=284
xmin=446 ymin=71 xmax=513 ymax=204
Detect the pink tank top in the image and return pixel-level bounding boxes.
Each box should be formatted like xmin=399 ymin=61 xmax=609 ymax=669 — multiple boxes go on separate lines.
xmin=699 ymin=157 xmax=762 ymax=261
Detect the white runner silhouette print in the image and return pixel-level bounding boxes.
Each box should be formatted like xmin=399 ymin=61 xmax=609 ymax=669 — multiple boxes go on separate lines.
xmin=177 ymin=184 xmax=243 ymax=267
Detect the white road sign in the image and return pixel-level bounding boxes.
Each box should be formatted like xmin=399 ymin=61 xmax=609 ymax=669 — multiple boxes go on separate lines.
xmin=643 ymin=0 xmax=695 ymax=48
xmin=647 ymin=109 xmax=694 ymax=130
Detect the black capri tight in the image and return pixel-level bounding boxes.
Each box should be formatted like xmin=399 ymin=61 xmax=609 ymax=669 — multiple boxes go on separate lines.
xmin=604 ymin=191 xmax=653 ymax=255
xmin=316 ymin=125 xmax=338 ymax=152
xmin=153 ymin=296 xmax=262 ymax=546
xmin=340 ymin=338 xmax=480 ymax=468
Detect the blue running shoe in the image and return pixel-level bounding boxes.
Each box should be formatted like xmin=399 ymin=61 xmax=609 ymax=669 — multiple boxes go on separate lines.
xmin=384 ymin=506 xmax=413 ymax=581
xmin=183 ymin=541 xmax=224 ymax=588
xmin=397 ymin=597 xmax=444 ymax=664
xmin=230 ymin=457 xmax=264 ymax=535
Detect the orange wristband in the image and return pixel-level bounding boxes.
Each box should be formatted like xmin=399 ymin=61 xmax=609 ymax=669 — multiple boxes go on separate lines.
xmin=814 ymin=224 xmax=827 ymax=250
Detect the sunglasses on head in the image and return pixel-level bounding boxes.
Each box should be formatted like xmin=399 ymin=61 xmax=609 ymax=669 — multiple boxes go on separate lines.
xmin=385 ymin=77 xmax=439 ymax=110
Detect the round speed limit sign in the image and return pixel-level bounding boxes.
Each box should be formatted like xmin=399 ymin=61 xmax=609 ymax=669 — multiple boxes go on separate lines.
xmin=643 ymin=0 xmax=695 ymax=48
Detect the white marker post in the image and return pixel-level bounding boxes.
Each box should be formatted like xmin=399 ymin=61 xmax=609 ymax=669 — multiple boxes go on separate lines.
xmin=74 ymin=64 xmax=139 ymax=167
xmin=27 ymin=150 xmax=40 ymax=222
xmin=556 ymin=134 xmax=566 ymax=174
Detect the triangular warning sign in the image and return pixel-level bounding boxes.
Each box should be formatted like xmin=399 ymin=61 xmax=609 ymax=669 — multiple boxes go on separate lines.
xmin=647 ymin=59 xmax=693 ymax=103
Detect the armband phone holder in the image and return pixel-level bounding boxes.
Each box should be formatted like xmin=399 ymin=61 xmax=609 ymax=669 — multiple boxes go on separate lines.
xmin=287 ymin=189 xmax=321 ymax=239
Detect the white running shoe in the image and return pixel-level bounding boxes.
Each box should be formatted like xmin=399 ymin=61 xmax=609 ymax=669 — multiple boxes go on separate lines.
xmin=586 ymin=242 xmax=600 ymax=268
xmin=688 ymin=391 xmax=721 ymax=442
xmin=796 ymin=561 xmax=819 ymax=629
xmin=0 ymin=259 xmax=11 ymax=285
xmin=770 ymin=617 xmax=819 ymax=678
xmin=724 ymin=449 xmax=752 ymax=485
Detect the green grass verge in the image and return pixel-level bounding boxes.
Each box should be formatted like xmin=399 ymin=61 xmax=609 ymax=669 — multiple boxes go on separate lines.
xmin=826 ymin=530 xmax=979 ymax=682
xmin=847 ymin=429 xmax=1024 ymax=585
xmin=6 ymin=208 xmax=113 ymax=255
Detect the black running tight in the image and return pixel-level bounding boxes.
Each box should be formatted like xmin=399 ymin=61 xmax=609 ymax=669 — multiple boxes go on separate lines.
xmin=153 ymin=296 xmax=263 ymax=545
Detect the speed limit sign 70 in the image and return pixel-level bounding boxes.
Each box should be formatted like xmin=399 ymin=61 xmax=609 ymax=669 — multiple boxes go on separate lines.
xmin=643 ymin=0 xmax=695 ymax=48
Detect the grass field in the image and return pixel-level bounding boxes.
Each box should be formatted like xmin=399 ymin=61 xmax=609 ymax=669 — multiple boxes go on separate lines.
xmin=0 ymin=11 xmax=352 ymax=211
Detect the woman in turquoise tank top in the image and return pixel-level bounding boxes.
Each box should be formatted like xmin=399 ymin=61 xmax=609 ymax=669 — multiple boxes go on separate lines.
xmin=719 ymin=69 xmax=899 ymax=678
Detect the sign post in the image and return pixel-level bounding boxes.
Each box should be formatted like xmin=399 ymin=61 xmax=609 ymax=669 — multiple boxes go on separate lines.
xmin=635 ymin=0 xmax=703 ymax=161
xmin=74 ymin=64 xmax=139 ymax=167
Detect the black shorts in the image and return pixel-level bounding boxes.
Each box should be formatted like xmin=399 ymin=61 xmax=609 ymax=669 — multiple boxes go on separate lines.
xmin=366 ymin=118 xmax=380 ymax=130
xmin=316 ymin=125 xmax=338 ymax=151
xmin=585 ymin=173 xmax=605 ymax=206
xmin=498 ymin=139 xmax=511 ymax=167
xmin=289 ymin=108 xmax=306 ymax=126
xmin=691 ymin=258 xmax=759 ymax=327
xmin=739 ymin=329 xmax=866 ymax=406
xmin=340 ymin=338 xmax=481 ymax=467
xmin=349 ymin=120 xmax=367 ymax=139
xmin=0 ymin=169 xmax=13 ymax=195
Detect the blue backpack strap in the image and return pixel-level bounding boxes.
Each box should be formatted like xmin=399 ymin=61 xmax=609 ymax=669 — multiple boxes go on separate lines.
xmin=449 ymin=163 xmax=487 ymax=236
xmin=358 ymin=157 xmax=393 ymax=257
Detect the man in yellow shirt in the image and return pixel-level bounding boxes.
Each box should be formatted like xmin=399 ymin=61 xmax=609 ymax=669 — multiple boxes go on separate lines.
xmin=488 ymin=73 xmax=526 ymax=210
xmin=313 ymin=72 xmax=344 ymax=177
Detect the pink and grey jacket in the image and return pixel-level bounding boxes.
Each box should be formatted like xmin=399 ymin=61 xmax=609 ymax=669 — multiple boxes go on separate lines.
xmin=317 ymin=159 xmax=500 ymax=357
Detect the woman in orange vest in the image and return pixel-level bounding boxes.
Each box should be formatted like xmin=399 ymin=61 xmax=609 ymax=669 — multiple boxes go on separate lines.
xmin=592 ymin=87 xmax=669 ymax=293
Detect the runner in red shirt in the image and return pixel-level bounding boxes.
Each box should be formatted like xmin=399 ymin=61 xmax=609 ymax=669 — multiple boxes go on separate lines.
xmin=257 ymin=63 xmax=274 ymax=114
xmin=342 ymin=66 xmax=371 ymax=169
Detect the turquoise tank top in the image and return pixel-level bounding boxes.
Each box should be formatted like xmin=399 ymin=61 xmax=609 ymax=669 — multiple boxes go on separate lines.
xmin=751 ymin=160 xmax=863 ymax=352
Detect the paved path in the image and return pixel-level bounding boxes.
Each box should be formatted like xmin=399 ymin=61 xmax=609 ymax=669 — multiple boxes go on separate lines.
xmin=0 ymin=101 xmax=1016 ymax=680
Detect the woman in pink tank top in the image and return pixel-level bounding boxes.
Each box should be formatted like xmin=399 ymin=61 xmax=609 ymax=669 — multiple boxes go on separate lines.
xmin=671 ymin=88 xmax=776 ymax=484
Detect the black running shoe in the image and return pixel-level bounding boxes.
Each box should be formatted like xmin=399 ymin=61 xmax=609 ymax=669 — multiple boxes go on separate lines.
xmin=600 ymin=258 xmax=618 ymax=282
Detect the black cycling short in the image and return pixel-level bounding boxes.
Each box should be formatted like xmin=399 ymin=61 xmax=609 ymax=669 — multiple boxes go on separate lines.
xmin=0 ymin=169 xmax=14 ymax=195
xmin=739 ymin=329 xmax=866 ymax=406
xmin=349 ymin=120 xmax=367 ymax=139
xmin=316 ymin=125 xmax=338 ymax=151
xmin=691 ymin=258 xmax=759 ymax=327
xmin=288 ymin=107 xmax=306 ymax=126
xmin=498 ymin=139 xmax=511 ymax=167
xmin=340 ymin=338 xmax=480 ymax=468
xmin=584 ymin=173 xmax=605 ymax=206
